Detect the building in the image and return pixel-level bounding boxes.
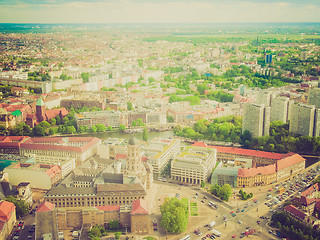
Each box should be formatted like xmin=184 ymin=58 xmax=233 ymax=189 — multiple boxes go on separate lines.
xmin=242 ymin=103 xmax=270 ymax=138
xmin=195 ymin=142 xmax=305 ymax=188
xmin=0 ymin=136 xmax=30 ymax=155
xmin=171 ymin=146 xmax=216 ymax=185
xmin=270 ymin=97 xmax=290 ymax=123
xmin=141 ymin=138 xmax=180 ymax=178
xmin=4 ymin=163 xmax=62 ymax=190
xmin=265 ymin=54 xmax=273 ymax=64
xmin=35 ymin=201 xmax=59 ymax=240
xmin=47 ymin=198 xmax=149 ymax=234
xmin=308 ymin=88 xmax=320 ymax=109
xmin=289 ymin=103 xmax=320 ymax=137
xmin=0 ymin=201 xmax=16 ymax=240
xmin=25 ymin=98 xmax=69 ymax=128
xmin=19 ymin=136 xmax=100 ymax=166
xmin=256 ymin=91 xmax=273 ymax=107
xmin=17 ymin=182 xmax=33 ymax=206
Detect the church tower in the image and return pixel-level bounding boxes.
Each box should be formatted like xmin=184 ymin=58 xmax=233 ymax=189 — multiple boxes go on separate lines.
xmin=127 ymin=136 xmax=141 ymax=175
xmin=36 ymin=98 xmax=46 ymax=122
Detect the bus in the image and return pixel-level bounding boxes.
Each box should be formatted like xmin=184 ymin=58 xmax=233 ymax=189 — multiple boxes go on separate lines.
xmin=179 ymin=235 xmax=191 ymax=240
xmin=211 ymin=229 xmax=221 ymax=237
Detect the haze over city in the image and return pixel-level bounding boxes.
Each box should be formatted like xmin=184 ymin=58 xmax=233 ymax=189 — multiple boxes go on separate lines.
xmin=1 ymin=0 xmax=320 ymax=23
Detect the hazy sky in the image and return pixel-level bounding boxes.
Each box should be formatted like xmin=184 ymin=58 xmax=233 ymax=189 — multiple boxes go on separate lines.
xmin=0 ymin=0 xmax=319 ymax=23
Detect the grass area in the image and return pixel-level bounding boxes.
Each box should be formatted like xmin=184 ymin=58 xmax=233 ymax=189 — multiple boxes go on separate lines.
xmin=191 ymin=212 xmax=198 ymax=216
xmin=181 ymin=198 xmax=189 ymax=211
xmin=190 ymin=206 xmax=198 ymax=212
xmin=190 ymin=202 xmax=197 ymax=206
xmin=143 ymin=237 xmax=155 ymax=240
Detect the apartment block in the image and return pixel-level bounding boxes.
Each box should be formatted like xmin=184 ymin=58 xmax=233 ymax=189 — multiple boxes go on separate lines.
xmin=270 ymin=97 xmax=290 ymax=123
xmin=242 ymin=103 xmax=270 ymax=138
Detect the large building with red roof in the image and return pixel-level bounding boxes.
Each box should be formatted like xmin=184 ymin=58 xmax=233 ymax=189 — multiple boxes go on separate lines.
xmin=0 ymin=201 xmax=16 ymax=240
xmin=194 ymin=142 xmax=305 ymax=188
xmin=19 ymin=136 xmax=100 ymax=166
xmin=0 ymin=136 xmax=30 ymax=154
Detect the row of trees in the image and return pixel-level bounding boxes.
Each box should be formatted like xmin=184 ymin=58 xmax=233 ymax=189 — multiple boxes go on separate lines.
xmin=88 ymin=220 xmax=122 ymax=240
xmin=174 ymin=115 xmax=243 ymax=143
xmin=271 ymin=211 xmax=319 ymax=240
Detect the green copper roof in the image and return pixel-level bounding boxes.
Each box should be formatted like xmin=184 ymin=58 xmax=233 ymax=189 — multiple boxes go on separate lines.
xmin=36 ymin=98 xmax=45 ymax=106
xmin=11 ymin=110 xmax=22 ymax=116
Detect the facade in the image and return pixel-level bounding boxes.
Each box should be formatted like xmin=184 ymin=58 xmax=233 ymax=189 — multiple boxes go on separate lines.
xmin=35 ymin=202 xmax=59 ymax=240
xmin=308 ymin=87 xmax=320 ymax=108
xmin=276 ymin=153 xmax=306 ymax=182
xmin=0 ymin=201 xmax=16 ymax=240
xmin=141 ymin=138 xmax=180 ymax=178
xmin=211 ymin=166 xmax=238 ymax=187
xmin=270 ymin=97 xmax=290 ymax=123
xmin=289 ymin=103 xmax=320 ymax=137
xmin=60 ymin=98 xmax=106 ymax=110
xmin=242 ymin=103 xmax=270 ymax=138
xmin=171 ymin=146 xmax=216 ymax=185
xmin=48 ymin=199 xmax=149 ymax=234
xmin=4 ymin=163 xmax=62 ymax=190
xmin=19 ymin=137 xmax=100 ymax=166
xmin=0 ymin=136 xmax=30 ymax=155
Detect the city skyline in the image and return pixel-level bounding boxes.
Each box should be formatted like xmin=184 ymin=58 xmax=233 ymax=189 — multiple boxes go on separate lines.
xmin=0 ymin=0 xmax=320 ymax=24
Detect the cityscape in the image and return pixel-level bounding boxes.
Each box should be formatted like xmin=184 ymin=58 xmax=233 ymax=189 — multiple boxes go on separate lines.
xmin=1 ymin=1 xmax=320 ymax=240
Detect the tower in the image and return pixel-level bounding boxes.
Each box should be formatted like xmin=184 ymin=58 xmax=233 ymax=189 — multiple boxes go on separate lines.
xmin=127 ymin=136 xmax=141 ymax=175
xmin=36 ymin=98 xmax=46 ymax=122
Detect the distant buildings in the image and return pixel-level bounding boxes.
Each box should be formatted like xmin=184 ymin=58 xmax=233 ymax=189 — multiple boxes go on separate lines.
xmin=242 ymin=103 xmax=270 ymax=138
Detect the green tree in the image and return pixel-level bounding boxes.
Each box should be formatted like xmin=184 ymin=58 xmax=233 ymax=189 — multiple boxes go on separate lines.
xmin=91 ymin=125 xmax=97 ymax=132
xmin=136 ymin=118 xmax=144 ymax=126
xmin=0 ymin=125 xmax=6 ymax=135
xmin=32 ymin=124 xmax=45 ymax=136
xmin=81 ymin=72 xmax=90 ymax=83
xmin=131 ymin=120 xmax=137 ymax=127
xmin=59 ymin=73 xmax=68 ymax=80
xmin=96 ymin=124 xmax=106 ymax=132
xmin=119 ymin=124 xmax=125 ymax=131
xmin=50 ymin=118 xmax=56 ymax=125
xmin=5 ymin=195 xmax=29 ymax=217
xmin=55 ymin=115 xmax=61 ymax=125
xmin=143 ymin=127 xmax=148 ymax=141
xmin=127 ymin=102 xmax=133 ymax=111
xmin=114 ymin=232 xmax=121 ymax=240
xmin=107 ymin=126 xmax=113 ymax=131
xmin=160 ymin=198 xmax=188 ymax=234
xmin=108 ymin=220 xmax=119 ymax=230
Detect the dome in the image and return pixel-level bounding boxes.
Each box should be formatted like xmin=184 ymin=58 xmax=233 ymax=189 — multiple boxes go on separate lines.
xmin=128 ymin=136 xmax=139 ymax=145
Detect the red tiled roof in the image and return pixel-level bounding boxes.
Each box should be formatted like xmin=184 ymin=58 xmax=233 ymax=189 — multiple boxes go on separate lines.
xmin=301 ymin=183 xmax=319 ymax=197
xmin=276 ymin=153 xmax=305 ymax=171
xmin=36 ymin=201 xmax=55 ymax=212
xmin=193 ymin=142 xmax=284 ymax=160
xmin=20 ymin=137 xmax=100 ymax=153
xmin=131 ymin=199 xmax=148 ymax=215
xmin=96 ymin=205 xmax=120 ymax=212
xmin=45 ymin=108 xmax=68 ymax=120
xmin=237 ymin=164 xmax=276 ymax=177
xmin=0 ymin=201 xmax=15 ymax=222
xmin=116 ymin=154 xmax=127 ymax=160
xmin=284 ymin=205 xmax=306 ymax=220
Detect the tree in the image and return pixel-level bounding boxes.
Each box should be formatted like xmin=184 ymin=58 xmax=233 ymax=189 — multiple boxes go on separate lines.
xmin=136 ymin=118 xmax=144 ymax=126
xmin=160 ymin=198 xmax=188 ymax=234
xmin=50 ymin=118 xmax=56 ymax=125
xmin=96 ymin=123 xmax=106 ymax=132
xmin=32 ymin=124 xmax=45 ymax=136
xmin=119 ymin=124 xmax=125 ymax=131
xmin=5 ymin=195 xmax=29 ymax=217
xmin=143 ymin=127 xmax=148 ymax=141
xmin=108 ymin=220 xmax=119 ymax=230
xmin=131 ymin=120 xmax=137 ymax=127
xmin=127 ymin=102 xmax=133 ymax=111
xmin=91 ymin=125 xmax=97 ymax=133
xmin=55 ymin=115 xmax=61 ymax=125
xmin=0 ymin=124 xmax=6 ymax=135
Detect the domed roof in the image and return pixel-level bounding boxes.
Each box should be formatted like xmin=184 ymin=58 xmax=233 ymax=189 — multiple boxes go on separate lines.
xmin=128 ymin=136 xmax=139 ymax=145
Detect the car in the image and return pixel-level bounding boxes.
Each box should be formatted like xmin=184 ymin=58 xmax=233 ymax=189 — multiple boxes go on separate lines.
xmin=28 ymin=236 xmax=32 ymax=239
xmin=241 ymin=209 xmax=245 ymax=212
xmin=238 ymin=220 xmax=242 ymax=224
xmin=232 ymin=235 xmax=236 ymax=238
xmin=201 ymin=200 xmax=205 ymax=203
xmin=257 ymin=220 xmax=261 ymax=225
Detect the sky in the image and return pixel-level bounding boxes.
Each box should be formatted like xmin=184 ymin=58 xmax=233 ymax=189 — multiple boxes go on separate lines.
xmin=0 ymin=0 xmax=319 ymax=24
